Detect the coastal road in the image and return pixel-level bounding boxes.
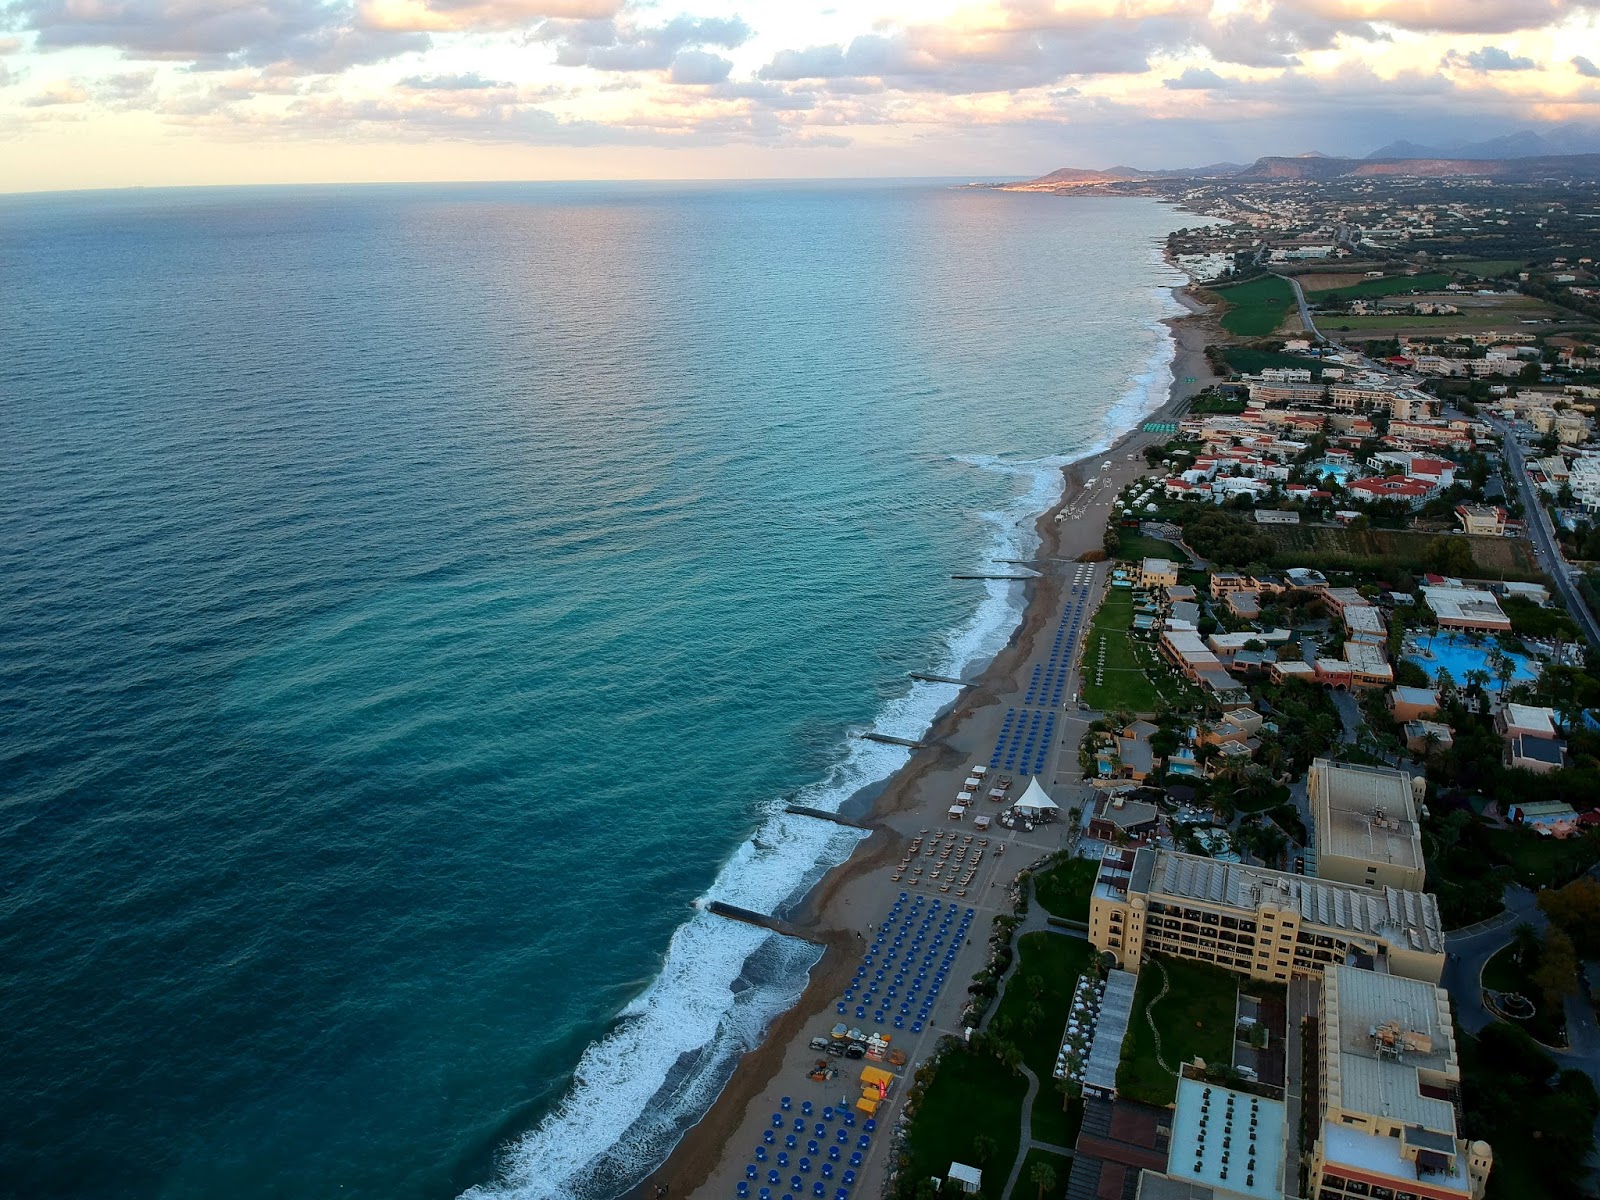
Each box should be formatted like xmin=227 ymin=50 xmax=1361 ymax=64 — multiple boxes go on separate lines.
xmin=1485 ymin=415 xmax=1600 ymax=650
xmin=1278 ymin=274 xmax=1323 ymax=342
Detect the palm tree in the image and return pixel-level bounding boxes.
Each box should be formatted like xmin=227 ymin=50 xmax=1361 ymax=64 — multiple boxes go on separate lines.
xmin=1031 ymin=1161 xmax=1058 ymax=1200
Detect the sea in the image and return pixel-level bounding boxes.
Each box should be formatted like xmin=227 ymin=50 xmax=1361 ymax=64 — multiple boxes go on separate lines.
xmin=0 ymin=181 xmax=1193 ymax=1200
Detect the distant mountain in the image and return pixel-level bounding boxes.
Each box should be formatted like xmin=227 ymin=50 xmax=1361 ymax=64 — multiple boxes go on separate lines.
xmin=1234 ymin=152 xmax=1600 ymax=182
xmin=1365 ymin=126 xmax=1600 ymax=160
xmin=1016 ymin=161 xmax=1243 ymax=186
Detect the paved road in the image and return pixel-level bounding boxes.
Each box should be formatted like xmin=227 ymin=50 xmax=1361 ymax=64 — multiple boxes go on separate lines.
xmin=1485 ymin=415 xmax=1600 ymax=649
xmin=1278 ymin=274 xmax=1323 ymax=342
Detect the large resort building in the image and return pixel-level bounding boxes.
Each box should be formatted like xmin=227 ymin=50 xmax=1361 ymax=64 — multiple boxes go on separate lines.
xmin=1312 ymin=966 xmax=1492 ymax=1200
xmin=1308 ymin=759 xmax=1426 ymax=892
xmin=1089 ymin=848 xmax=1446 ymax=985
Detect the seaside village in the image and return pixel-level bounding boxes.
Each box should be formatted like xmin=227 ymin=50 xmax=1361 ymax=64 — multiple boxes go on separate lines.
xmin=698 ymin=268 xmax=1600 ymax=1200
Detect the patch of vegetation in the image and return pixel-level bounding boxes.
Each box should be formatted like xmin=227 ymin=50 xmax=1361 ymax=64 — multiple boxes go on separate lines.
xmin=1116 ymin=956 xmax=1238 ymax=1107
xmin=1218 ymin=347 xmax=1326 ymax=379
xmin=1257 ymin=524 xmax=1544 ymax=581
xmin=1312 ymin=271 xmax=1454 ymax=301
xmin=1081 ymin=590 xmax=1165 ymax=713
xmin=1031 ymin=1092 xmax=1082 ymax=1155
xmin=1210 ymin=276 xmax=1298 ymax=338
xmin=1482 ymin=929 xmax=1567 ymax=1047
xmin=899 ymin=1043 xmax=1028 ymax=1199
xmin=1503 ymin=595 xmax=1580 ymax=641
xmin=1461 ymin=1023 xmax=1600 ymax=1200
xmin=988 ymin=933 xmax=1096 ymax=1083
xmin=1181 ymin=509 xmax=1278 ymax=567
xmin=1020 ymin=1148 xmax=1072 ymax=1200
xmin=1033 ymin=857 xmax=1098 ymax=923
xmin=1112 ymin=529 xmax=1180 ymax=564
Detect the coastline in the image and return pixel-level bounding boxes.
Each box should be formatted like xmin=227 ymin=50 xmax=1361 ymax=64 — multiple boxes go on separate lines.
xmin=628 ymin=278 xmax=1223 ymax=1200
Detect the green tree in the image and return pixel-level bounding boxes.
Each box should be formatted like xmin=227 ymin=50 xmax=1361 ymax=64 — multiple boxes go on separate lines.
xmin=1532 ymin=926 xmax=1579 ymax=1014
xmin=1538 ymin=877 xmax=1600 ymax=957
xmin=971 ymin=1133 xmax=998 ymax=1165
xmin=1030 ymin=1161 xmax=1058 ymax=1200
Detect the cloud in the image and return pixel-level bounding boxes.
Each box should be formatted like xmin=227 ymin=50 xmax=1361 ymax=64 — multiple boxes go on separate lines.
xmin=1164 ymin=67 xmax=1228 ymax=89
xmin=533 ymin=14 xmax=751 ymax=73
xmin=357 ymin=0 xmax=620 ymax=33
xmin=1288 ymin=0 xmax=1600 ymax=35
xmin=1575 ymin=56 xmax=1600 ymax=78
xmin=668 ymin=50 xmax=732 ymax=85
xmin=9 ymin=0 xmax=431 ymax=74
xmin=22 ymin=80 xmax=88 ymax=105
xmin=1443 ymin=45 xmax=1539 ymax=71
xmin=398 ymin=71 xmax=510 ymax=89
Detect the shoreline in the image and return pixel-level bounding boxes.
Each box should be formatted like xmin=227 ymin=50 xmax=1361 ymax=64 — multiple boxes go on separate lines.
xmin=625 ymin=278 xmax=1223 ymax=1200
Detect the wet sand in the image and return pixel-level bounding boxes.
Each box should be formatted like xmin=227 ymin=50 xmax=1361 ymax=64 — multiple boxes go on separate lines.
xmin=633 ymin=284 xmax=1222 ymax=1200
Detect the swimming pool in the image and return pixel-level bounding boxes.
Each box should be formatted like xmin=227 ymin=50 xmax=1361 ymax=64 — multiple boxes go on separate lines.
xmin=1307 ymin=461 xmax=1352 ymax=485
xmin=1405 ymin=630 xmax=1540 ymax=685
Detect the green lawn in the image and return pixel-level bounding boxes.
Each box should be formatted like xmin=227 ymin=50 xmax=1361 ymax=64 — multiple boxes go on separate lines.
xmin=1082 ymin=590 xmax=1163 ymax=713
xmin=1032 ymin=1091 xmax=1083 ymax=1153
xmin=1034 ymin=857 xmax=1098 ymax=922
xmin=1113 ymin=530 xmax=1179 ymax=563
xmin=989 ymin=932 xmax=1096 ymax=1082
xmin=1328 ymin=313 xmax=1484 ymax=331
xmin=1312 ymin=271 xmax=1454 ymax=301
xmin=1219 ymin=348 xmax=1326 ymax=378
xmin=1211 ymin=276 xmax=1298 ymax=337
xmin=1486 ymin=827 xmax=1600 ymax=887
xmin=903 ymin=1046 xmax=1027 ymax=1188
xmin=1482 ymin=942 xmax=1566 ymax=1046
xmin=1019 ymin=1147 xmax=1073 ymax=1200
xmin=1117 ymin=957 xmax=1239 ymax=1106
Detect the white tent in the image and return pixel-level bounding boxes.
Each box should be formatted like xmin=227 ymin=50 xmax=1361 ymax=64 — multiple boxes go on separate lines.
xmin=946 ymin=1163 xmax=983 ymax=1194
xmin=1014 ymin=778 xmax=1060 ymax=815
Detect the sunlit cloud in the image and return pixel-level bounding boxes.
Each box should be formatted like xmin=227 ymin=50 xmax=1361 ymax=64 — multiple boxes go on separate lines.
xmin=3 ymin=0 xmax=1600 ymax=190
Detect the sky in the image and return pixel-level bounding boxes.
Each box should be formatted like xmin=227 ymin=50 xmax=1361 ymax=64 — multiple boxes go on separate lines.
xmin=1 ymin=0 xmax=1599 ymax=191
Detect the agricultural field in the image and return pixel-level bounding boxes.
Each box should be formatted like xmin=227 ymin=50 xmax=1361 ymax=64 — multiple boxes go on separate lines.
xmin=1311 ymin=272 xmax=1454 ymax=301
xmin=1209 ymin=276 xmax=1297 ymax=337
xmin=1448 ymin=259 xmax=1529 ymax=277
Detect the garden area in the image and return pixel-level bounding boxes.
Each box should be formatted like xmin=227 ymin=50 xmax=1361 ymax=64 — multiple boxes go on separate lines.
xmin=1116 ymin=956 xmax=1239 ymax=1106
xmin=1033 ymin=856 xmax=1097 ymax=923
xmin=988 ymin=932 xmax=1096 ymax=1084
xmin=1219 ymin=346 xmax=1326 ymax=378
xmin=1208 ymin=276 xmax=1297 ymax=337
xmin=1080 ymin=590 xmax=1164 ymax=712
xmin=1461 ymin=1023 xmax=1600 ymax=1200
xmin=899 ymin=1044 xmax=1028 ymax=1198
xmin=1111 ymin=529 xmax=1181 ymax=564
xmin=1019 ymin=1148 xmax=1072 ymax=1200
xmin=1482 ymin=934 xmax=1566 ymax=1047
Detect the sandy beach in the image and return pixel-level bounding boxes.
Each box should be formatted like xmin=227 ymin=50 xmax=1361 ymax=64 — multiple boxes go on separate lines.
xmin=633 ymin=282 xmax=1222 ymax=1200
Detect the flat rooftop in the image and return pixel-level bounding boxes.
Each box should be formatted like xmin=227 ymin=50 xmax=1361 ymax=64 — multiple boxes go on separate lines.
xmin=1166 ymin=1078 xmax=1286 ymax=1200
xmin=1321 ymin=1122 xmax=1473 ymax=1197
xmin=1326 ymin=966 xmax=1458 ymax=1133
xmin=1309 ymin=760 xmax=1422 ymax=874
xmin=1132 ymin=849 xmax=1444 ymax=955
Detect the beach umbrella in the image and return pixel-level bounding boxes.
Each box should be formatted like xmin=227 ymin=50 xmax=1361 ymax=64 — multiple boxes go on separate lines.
xmin=739 ymin=1184 xmax=750 ymax=1199
xmin=772 ymin=1114 xmax=783 ymax=1128
xmin=778 ymin=1152 xmax=789 ymax=1167
xmin=747 ymin=1167 xmax=758 ymax=1180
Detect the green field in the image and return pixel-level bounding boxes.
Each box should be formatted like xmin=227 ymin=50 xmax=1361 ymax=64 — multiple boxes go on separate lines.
xmin=1312 ymin=272 xmax=1454 ymax=302
xmin=1081 ymin=590 xmax=1164 ymax=712
xmin=1211 ymin=276 xmax=1298 ymax=337
xmin=1034 ymin=857 xmax=1098 ymax=922
xmin=1219 ymin=348 xmax=1326 ymax=378
xmin=1327 ymin=313 xmax=1484 ymax=331
xmin=1113 ymin=530 xmax=1178 ymax=563
xmin=1116 ymin=957 xmax=1239 ymax=1106
xmin=1451 ymin=259 xmax=1529 ymax=277
xmin=904 ymin=1046 xmax=1027 ymax=1189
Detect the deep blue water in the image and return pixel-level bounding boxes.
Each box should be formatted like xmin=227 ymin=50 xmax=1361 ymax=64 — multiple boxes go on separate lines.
xmin=0 ymin=181 xmax=1190 ymax=1200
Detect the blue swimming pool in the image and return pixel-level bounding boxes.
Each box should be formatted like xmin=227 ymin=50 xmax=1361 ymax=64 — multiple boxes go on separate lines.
xmin=1405 ymin=630 xmax=1539 ymax=684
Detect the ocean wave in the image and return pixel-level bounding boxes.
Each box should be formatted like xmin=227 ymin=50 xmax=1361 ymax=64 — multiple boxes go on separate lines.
xmin=458 ymin=247 xmax=1190 ymax=1200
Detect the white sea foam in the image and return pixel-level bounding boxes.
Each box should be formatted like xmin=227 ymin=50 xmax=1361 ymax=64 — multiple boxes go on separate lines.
xmin=460 ymin=234 xmax=1196 ymax=1200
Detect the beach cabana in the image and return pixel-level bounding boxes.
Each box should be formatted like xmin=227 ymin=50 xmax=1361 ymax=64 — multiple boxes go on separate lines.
xmin=947 ymin=806 xmax=964 ymax=820
xmin=1014 ymin=779 xmax=1060 ymax=819
xmin=946 ymin=1163 xmax=982 ymax=1194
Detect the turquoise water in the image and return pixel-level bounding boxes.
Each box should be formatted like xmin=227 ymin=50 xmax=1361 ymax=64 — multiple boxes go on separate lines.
xmin=0 ymin=182 xmax=1192 ymax=1200
xmin=1405 ymin=629 xmax=1539 ymax=685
